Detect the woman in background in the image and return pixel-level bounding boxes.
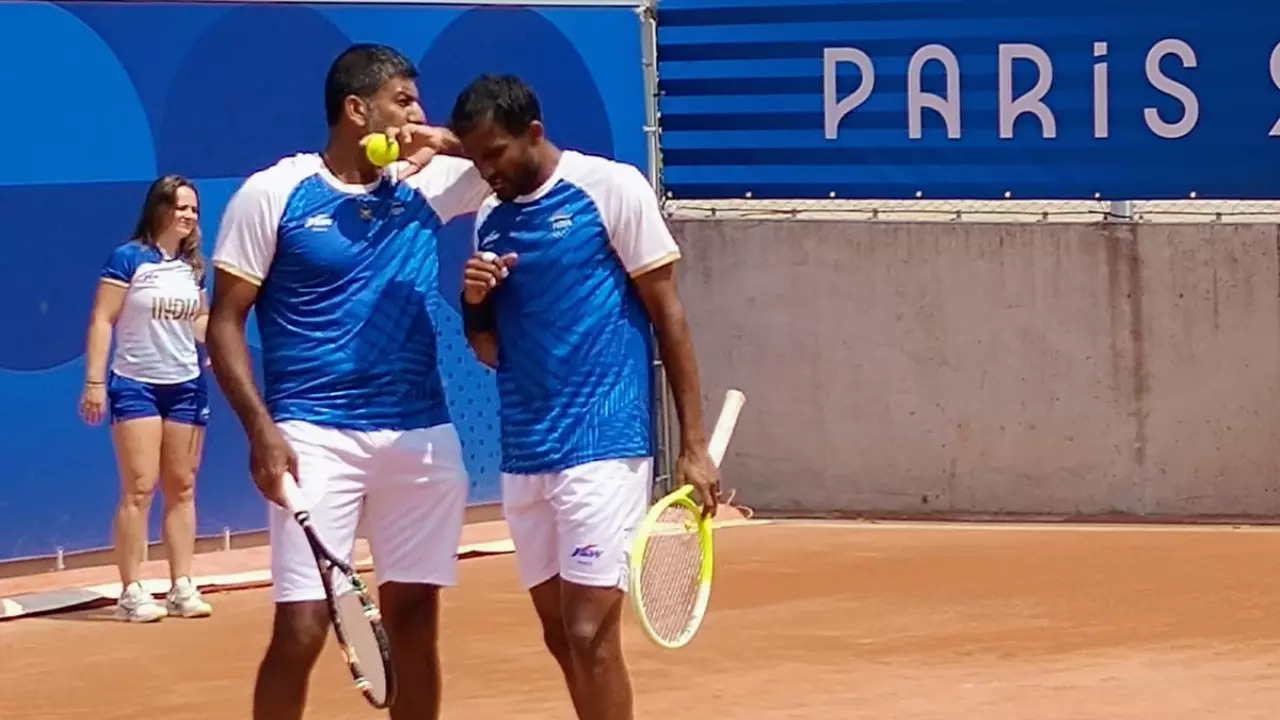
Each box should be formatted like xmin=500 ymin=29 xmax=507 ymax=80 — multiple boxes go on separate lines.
xmin=79 ymin=175 xmax=214 ymax=623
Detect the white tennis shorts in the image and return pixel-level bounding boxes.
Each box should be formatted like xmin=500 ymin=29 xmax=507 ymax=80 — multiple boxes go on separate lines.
xmin=269 ymin=420 xmax=469 ymax=603
xmin=501 ymin=456 xmax=651 ymax=591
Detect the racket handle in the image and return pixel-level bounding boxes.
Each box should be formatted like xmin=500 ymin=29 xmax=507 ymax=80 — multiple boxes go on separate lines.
xmin=706 ymin=389 xmax=746 ymax=468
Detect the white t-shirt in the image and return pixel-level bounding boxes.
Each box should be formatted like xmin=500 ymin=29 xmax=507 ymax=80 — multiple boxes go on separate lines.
xmin=100 ymin=240 xmax=205 ymax=384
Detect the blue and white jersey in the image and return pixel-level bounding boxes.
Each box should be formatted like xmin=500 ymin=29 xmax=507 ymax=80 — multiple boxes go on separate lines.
xmin=474 ymin=150 xmax=681 ymax=474
xmin=101 ymin=241 xmax=205 ymax=385
xmin=212 ymin=153 xmax=490 ymax=431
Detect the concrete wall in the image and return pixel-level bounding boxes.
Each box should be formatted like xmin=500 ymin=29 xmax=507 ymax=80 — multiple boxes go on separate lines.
xmin=672 ymin=219 xmax=1280 ymax=519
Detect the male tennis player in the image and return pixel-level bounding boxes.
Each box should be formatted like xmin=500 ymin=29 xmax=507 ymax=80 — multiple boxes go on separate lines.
xmin=206 ymin=44 xmax=489 ymax=720
xmin=451 ymin=73 xmax=720 ymax=720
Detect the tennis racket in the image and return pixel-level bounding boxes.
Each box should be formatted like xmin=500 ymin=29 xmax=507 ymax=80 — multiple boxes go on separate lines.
xmin=628 ymin=388 xmax=746 ymax=649
xmin=280 ymin=478 xmax=396 ymax=709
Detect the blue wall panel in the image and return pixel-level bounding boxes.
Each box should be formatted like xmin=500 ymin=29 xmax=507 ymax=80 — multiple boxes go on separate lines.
xmin=0 ymin=0 xmax=646 ymax=561
xmin=656 ymin=0 xmax=1280 ymax=200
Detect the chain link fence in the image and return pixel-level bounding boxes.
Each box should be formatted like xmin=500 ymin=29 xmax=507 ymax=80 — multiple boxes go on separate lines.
xmin=664 ymin=198 xmax=1280 ymax=223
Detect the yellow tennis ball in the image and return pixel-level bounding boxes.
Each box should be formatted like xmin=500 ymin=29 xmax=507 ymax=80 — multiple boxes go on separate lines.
xmin=364 ymin=134 xmax=399 ymax=167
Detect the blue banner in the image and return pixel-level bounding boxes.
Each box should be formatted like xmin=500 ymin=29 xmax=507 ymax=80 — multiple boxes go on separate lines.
xmin=656 ymin=0 xmax=1280 ymax=200
xmin=0 ymin=0 xmax=646 ymax=560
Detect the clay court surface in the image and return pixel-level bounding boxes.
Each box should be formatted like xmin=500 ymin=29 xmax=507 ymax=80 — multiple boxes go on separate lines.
xmin=5 ymin=521 xmax=1280 ymax=719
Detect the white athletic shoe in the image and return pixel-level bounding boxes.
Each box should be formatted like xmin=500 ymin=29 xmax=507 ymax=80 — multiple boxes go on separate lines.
xmin=116 ymin=582 xmax=167 ymax=623
xmin=166 ymin=576 xmax=213 ymax=618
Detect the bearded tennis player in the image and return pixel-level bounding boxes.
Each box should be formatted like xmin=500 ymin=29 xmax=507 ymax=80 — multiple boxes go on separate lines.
xmin=450 ymin=73 xmax=719 ymax=720
xmin=206 ymin=44 xmax=490 ymax=720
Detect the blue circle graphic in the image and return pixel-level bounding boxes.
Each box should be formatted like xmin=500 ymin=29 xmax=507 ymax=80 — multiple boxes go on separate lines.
xmin=417 ymin=7 xmax=615 ymax=161
xmin=158 ymin=5 xmax=351 ymax=178
xmin=0 ymin=181 xmax=155 ymax=371
xmin=0 ymin=3 xmax=155 ymax=185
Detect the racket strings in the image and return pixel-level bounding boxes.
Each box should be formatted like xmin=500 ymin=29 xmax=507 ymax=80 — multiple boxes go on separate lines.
xmin=637 ymin=505 xmax=704 ymax=643
xmin=334 ymin=584 xmax=391 ymax=705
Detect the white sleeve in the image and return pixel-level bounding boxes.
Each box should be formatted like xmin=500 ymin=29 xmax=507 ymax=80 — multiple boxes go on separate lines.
xmin=404 ymin=155 xmax=492 ymax=224
xmin=604 ymin=163 xmax=681 ymax=277
xmin=212 ymin=173 xmax=282 ymax=286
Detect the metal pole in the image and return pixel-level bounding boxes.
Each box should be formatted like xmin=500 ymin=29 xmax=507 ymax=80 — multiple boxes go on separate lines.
xmin=637 ymin=0 xmax=674 ymax=500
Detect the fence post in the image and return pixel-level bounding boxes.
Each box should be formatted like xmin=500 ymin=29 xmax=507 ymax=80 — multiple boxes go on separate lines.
xmin=637 ymin=0 xmax=674 ymax=501
xmin=1109 ymin=199 xmax=1134 ymax=222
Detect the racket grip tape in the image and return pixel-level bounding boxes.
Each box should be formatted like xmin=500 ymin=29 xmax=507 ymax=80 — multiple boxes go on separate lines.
xmin=706 ymin=389 xmax=746 ymax=468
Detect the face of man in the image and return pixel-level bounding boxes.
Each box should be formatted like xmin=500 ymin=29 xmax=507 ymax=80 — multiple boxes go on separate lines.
xmin=457 ymin=114 xmax=545 ymax=202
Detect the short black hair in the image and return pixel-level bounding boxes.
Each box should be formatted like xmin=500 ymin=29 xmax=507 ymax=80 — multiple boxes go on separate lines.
xmin=450 ymin=74 xmax=542 ymax=137
xmin=324 ymin=44 xmax=418 ymax=127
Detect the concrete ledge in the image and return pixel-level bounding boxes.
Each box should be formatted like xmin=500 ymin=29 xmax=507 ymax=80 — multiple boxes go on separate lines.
xmin=0 ymin=537 xmax=517 ymax=622
xmin=0 ymin=502 xmax=505 ymax=579
xmin=0 ymin=502 xmax=762 ymax=622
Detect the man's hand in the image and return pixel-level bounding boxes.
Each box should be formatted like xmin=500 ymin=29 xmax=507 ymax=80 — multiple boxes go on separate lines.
xmin=676 ymin=446 xmax=721 ymax=518
xmin=367 ymin=124 xmax=462 ymax=179
xmin=463 ymin=250 xmax=519 ymax=305
xmin=248 ymin=423 xmax=299 ymax=509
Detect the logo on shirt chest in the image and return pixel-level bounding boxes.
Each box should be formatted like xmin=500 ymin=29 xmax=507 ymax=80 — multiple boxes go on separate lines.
xmin=358 ymin=199 xmax=406 ymax=222
xmin=479 ymin=210 xmax=577 ymax=256
xmin=305 ymin=214 xmax=334 ymax=230
xmin=550 ymin=213 xmax=573 ymax=238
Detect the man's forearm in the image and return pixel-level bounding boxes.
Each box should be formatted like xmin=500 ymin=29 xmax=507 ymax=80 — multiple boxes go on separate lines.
xmin=435 ymin=127 xmax=466 ymax=158
xmin=651 ymin=301 xmax=708 ymax=450
xmin=207 ymin=316 xmax=272 ymax=436
xmin=461 ymin=291 xmax=499 ymax=368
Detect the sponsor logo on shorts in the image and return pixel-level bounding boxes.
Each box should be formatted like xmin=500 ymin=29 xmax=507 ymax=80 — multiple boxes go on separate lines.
xmin=571 ymin=544 xmax=603 ymax=563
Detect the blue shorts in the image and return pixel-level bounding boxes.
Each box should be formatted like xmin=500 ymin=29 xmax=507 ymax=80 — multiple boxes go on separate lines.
xmin=108 ymin=373 xmax=210 ymax=427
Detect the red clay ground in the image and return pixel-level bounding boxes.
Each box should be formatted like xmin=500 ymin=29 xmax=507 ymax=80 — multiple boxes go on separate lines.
xmin=5 ymin=521 xmax=1280 ymax=719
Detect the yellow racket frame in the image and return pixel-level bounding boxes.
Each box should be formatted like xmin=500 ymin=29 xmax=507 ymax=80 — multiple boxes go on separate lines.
xmin=628 ymin=483 xmax=715 ymax=650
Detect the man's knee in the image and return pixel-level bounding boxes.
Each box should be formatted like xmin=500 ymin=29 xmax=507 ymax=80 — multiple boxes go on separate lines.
xmin=379 ymin=582 xmax=440 ymax=646
xmin=527 ymin=578 xmax=574 ymax=664
xmin=564 ymin=615 xmax=619 ymax=662
xmin=561 ymin=585 xmax=624 ymax=663
xmin=541 ymin=617 xmax=574 ymax=663
xmin=266 ymin=601 xmax=331 ymax=666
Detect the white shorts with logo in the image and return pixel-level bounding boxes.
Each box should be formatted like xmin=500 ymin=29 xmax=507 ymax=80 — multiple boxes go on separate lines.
xmin=501 ymin=456 xmax=652 ymax=591
xmin=269 ymin=420 xmax=469 ymax=603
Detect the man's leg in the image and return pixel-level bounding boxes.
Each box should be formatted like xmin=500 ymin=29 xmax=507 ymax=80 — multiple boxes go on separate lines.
xmin=547 ymin=457 xmax=652 ymax=720
xmin=254 ymin=421 xmax=365 ymax=720
xmin=528 ymin=577 xmax=591 ymax=716
xmin=559 ymin=581 xmax=632 ymax=720
xmin=501 ymin=470 xmax=597 ymax=710
xmin=362 ymin=424 xmax=469 ymax=720
xmin=377 ymin=582 xmax=443 ymax=720
xmin=252 ymin=602 xmax=331 ymax=720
